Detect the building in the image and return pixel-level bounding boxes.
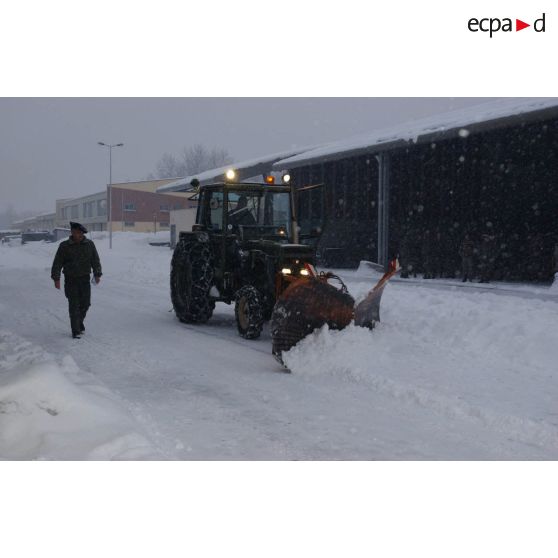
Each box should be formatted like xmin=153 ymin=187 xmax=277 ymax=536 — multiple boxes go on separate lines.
xmin=273 ymin=98 xmax=558 ymax=281
xmin=12 ymin=212 xmax=57 ymax=232
xmin=169 ymin=207 xmax=197 ymax=248
xmin=54 ymin=178 xmax=193 ymax=234
xmin=57 ymin=193 xmax=106 ymax=231
xmin=108 ymin=178 xmax=193 ymax=233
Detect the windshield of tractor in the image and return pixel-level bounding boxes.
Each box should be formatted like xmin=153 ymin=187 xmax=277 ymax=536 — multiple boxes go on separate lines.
xmin=227 ymin=191 xmax=291 ymax=240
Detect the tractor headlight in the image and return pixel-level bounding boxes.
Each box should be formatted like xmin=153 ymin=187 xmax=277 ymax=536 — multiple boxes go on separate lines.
xmin=225 ymin=169 xmax=236 ymax=181
xmin=282 ymin=173 xmax=291 ymax=184
xmin=300 ymin=269 xmax=310 ymax=276
xmin=281 ymin=268 xmax=292 ymax=275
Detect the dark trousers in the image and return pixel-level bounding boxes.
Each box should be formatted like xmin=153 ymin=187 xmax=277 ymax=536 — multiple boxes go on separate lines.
xmin=64 ymin=276 xmax=91 ymax=334
xmin=462 ymin=256 xmax=473 ymax=280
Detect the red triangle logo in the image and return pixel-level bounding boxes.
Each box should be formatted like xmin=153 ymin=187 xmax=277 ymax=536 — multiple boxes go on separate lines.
xmin=516 ymin=19 xmax=530 ymax=31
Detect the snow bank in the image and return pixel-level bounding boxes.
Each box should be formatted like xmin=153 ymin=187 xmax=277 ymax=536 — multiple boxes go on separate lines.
xmin=0 ymin=330 xmax=160 ymax=460
xmin=0 ymin=231 xmax=172 ymax=286
xmin=0 ymin=238 xmax=53 ymax=270
xmin=284 ymin=281 xmax=558 ymax=453
xmin=100 ymin=232 xmax=172 ymax=287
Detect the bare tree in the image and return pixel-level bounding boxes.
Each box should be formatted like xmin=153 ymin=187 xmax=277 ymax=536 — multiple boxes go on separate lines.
xmin=180 ymin=144 xmax=206 ymax=176
xmin=207 ymin=147 xmax=233 ymax=171
xmin=0 ymin=205 xmax=40 ymax=229
xmin=180 ymin=144 xmax=233 ymax=175
xmin=155 ymin=153 xmax=184 ymax=179
xmin=0 ymin=204 xmax=15 ymax=229
xmin=151 ymin=144 xmax=233 ymax=179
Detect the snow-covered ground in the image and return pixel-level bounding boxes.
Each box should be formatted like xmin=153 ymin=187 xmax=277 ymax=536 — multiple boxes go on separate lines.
xmin=1 ymin=232 xmax=557 ymax=460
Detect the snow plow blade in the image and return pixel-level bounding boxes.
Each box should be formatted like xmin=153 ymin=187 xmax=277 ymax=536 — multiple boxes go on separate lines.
xmin=271 ymin=260 xmax=400 ymax=366
xmin=354 ymin=261 xmax=401 ymax=328
xmin=271 ymin=276 xmax=354 ymax=365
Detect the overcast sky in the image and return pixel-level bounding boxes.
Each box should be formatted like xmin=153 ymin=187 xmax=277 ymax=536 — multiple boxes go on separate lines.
xmin=0 ymin=98 xmax=498 ymax=214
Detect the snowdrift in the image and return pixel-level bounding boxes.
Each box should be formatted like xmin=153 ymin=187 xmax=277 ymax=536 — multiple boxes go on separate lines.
xmin=0 ymin=330 xmax=159 ymax=460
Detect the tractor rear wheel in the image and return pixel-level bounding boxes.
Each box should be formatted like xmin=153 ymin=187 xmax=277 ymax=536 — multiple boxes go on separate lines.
xmin=170 ymin=238 xmax=215 ymax=323
xmin=235 ymin=285 xmax=264 ymax=339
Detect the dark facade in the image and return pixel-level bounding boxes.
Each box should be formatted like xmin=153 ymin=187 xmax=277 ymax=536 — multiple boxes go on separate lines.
xmin=292 ymin=157 xmax=379 ymax=267
xmin=287 ymin=109 xmax=558 ymax=282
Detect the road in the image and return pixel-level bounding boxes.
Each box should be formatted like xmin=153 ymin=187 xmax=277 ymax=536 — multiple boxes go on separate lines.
xmin=3 ymin=253 xmax=557 ymax=459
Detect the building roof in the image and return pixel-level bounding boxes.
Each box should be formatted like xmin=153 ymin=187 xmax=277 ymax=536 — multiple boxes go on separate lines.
xmin=15 ymin=212 xmax=57 ymax=224
xmin=156 ymin=147 xmax=318 ymax=193
xmin=33 ymin=212 xmax=56 ymax=219
xmin=112 ymin=178 xmax=181 ymax=193
xmin=59 ymin=191 xmax=106 ymax=205
xmin=272 ymin=98 xmax=558 ymax=170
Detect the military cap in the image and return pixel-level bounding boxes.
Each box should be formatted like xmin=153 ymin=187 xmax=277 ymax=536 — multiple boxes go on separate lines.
xmin=70 ymin=222 xmax=88 ymax=234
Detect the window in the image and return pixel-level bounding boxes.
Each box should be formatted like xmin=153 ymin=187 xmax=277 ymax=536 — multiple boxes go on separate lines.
xmin=97 ymin=199 xmax=107 ymax=216
xmin=70 ymin=205 xmax=78 ymax=218
xmin=83 ymin=201 xmax=95 ymax=218
xmin=160 ymin=204 xmax=170 ymax=212
xmin=159 ymin=222 xmax=169 ymax=228
xmin=124 ymin=203 xmax=136 ymax=212
xmin=124 ymin=221 xmax=135 ymax=227
xmin=173 ymin=204 xmax=182 ymax=210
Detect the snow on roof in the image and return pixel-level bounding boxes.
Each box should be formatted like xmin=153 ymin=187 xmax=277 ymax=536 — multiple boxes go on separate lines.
xmin=14 ymin=212 xmax=56 ymax=224
xmin=272 ymin=98 xmax=558 ymax=169
xmin=156 ymin=146 xmax=320 ymax=193
xmin=33 ymin=211 xmax=56 ymax=219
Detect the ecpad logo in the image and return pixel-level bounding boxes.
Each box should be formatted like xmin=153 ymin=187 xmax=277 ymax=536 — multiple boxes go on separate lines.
xmin=468 ymin=13 xmax=546 ymax=37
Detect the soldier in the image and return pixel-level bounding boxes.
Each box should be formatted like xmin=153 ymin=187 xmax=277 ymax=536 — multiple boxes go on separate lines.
xmin=51 ymin=222 xmax=102 ymax=338
xmin=460 ymin=233 xmax=475 ymax=282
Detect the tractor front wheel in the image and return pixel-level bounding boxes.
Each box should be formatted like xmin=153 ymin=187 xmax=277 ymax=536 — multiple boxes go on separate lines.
xmin=235 ymin=285 xmax=264 ymax=339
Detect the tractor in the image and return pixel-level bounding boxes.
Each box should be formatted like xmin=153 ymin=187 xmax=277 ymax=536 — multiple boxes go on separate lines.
xmin=170 ymin=174 xmax=320 ymax=339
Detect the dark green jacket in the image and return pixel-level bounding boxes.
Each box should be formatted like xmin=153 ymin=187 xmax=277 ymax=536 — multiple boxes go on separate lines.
xmin=51 ymin=237 xmax=102 ymax=281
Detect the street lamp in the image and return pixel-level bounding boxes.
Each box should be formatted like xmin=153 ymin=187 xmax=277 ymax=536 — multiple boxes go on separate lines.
xmin=98 ymin=141 xmax=124 ymax=249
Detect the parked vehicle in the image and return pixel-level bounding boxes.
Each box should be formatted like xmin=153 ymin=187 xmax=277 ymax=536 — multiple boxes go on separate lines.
xmin=1 ymin=234 xmax=22 ymax=245
xmin=21 ymin=231 xmax=52 ymax=244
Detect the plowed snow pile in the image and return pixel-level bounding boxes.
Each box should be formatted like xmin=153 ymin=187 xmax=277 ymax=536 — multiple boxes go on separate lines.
xmin=0 ymin=330 xmax=159 ymax=459
xmin=284 ymin=281 xmax=558 ymax=452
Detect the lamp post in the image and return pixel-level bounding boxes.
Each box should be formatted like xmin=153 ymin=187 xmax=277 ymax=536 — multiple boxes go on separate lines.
xmin=98 ymin=142 xmax=124 ymax=249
